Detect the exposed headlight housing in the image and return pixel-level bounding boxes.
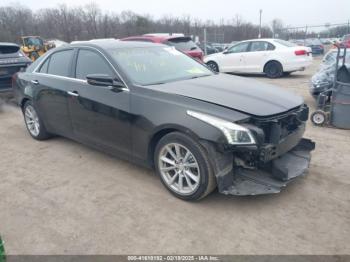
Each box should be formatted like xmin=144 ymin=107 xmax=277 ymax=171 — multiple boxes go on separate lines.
xmin=187 ymin=110 xmax=256 ymax=145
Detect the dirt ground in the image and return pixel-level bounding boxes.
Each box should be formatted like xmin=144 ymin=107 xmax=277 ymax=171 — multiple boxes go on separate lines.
xmin=0 ymin=57 xmax=349 ymax=255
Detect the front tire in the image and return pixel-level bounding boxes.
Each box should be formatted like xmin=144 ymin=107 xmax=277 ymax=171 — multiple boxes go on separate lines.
xmin=23 ymin=101 xmax=51 ymax=140
xmin=264 ymin=61 xmax=283 ymax=78
xmin=154 ymin=132 xmax=216 ymax=201
xmin=206 ymin=61 xmax=219 ymax=73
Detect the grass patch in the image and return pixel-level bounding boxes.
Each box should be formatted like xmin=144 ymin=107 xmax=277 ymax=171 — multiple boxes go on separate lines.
xmin=0 ymin=236 xmax=5 ymax=262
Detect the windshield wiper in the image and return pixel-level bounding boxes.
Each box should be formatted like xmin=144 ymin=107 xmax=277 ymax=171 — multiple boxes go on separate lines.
xmin=143 ymin=81 xmax=166 ymax=86
xmin=189 ymin=74 xmax=212 ymax=80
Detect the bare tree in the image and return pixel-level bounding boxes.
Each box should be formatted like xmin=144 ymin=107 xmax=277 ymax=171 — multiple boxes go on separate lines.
xmin=0 ymin=3 xmax=277 ymax=44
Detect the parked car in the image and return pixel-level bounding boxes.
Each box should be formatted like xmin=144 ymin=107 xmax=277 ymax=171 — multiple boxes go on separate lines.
xmin=289 ymin=39 xmax=305 ymax=46
xmin=211 ymin=43 xmax=227 ymax=52
xmin=305 ymin=39 xmax=325 ymax=55
xmin=0 ymin=42 xmax=31 ymax=91
xmin=121 ymin=34 xmax=204 ymax=61
xmin=204 ymin=39 xmax=312 ymax=78
xmin=198 ymin=43 xmax=219 ymax=55
xmin=341 ymin=34 xmax=350 ymax=48
xmin=13 ymin=40 xmax=315 ymax=200
xmin=320 ymin=38 xmax=332 ymax=45
xmin=310 ymin=48 xmax=350 ymax=99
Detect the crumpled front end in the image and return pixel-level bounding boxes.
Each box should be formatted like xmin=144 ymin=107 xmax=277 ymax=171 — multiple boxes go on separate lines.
xmin=212 ymin=105 xmax=316 ymax=196
xmin=218 ymin=138 xmax=315 ymax=196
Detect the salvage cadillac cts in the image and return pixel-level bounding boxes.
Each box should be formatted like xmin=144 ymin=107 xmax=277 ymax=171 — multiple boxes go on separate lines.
xmin=13 ymin=40 xmax=315 ymax=200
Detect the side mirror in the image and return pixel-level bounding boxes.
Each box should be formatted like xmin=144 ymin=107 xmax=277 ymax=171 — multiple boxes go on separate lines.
xmin=86 ymin=74 xmax=125 ymax=90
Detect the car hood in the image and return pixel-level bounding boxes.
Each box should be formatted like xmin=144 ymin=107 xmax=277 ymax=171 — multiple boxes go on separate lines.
xmin=146 ymin=74 xmax=304 ymax=117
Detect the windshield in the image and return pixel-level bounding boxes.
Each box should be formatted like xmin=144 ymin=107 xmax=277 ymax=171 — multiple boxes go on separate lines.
xmin=166 ymin=37 xmax=199 ymax=51
xmin=274 ymin=39 xmax=297 ymax=47
xmin=323 ymin=50 xmax=350 ymax=66
xmin=110 ymin=46 xmax=213 ymax=85
xmin=25 ymin=37 xmax=43 ymax=46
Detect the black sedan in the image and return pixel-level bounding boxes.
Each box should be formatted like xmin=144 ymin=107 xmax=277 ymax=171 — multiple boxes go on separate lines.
xmin=13 ymin=40 xmax=315 ymax=200
xmin=0 ymin=43 xmax=31 ymax=91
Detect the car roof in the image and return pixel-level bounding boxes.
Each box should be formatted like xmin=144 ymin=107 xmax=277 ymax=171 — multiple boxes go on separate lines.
xmin=22 ymin=36 xmax=40 ymax=38
xmin=121 ymin=35 xmax=191 ymax=42
xmin=240 ymin=38 xmax=274 ymax=42
xmin=69 ymin=39 xmax=165 ymax=49
xmin=231 ymin=39 xmax=278 ymax=45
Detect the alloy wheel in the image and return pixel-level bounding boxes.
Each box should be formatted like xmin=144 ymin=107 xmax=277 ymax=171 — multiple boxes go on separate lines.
xmin=158 ymin=143 xmax=201 ymax=196
xmin=207 ymin=62 xmax=219 ymax=72
xmin=24 ymin=105 xmax=40 ymax=137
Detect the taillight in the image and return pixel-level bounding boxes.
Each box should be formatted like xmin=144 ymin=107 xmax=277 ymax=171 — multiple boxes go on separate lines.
xmin=199 ymin=53 xmax=204 ymax=61
xmin=295 ymin=50 xmax=307 ymax=56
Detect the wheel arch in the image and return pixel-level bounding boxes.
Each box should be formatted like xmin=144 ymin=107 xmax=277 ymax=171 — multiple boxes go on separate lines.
xmin=263 ymin=59 xmax=283 ymax=73
xmin=147 ymin=124 xmax=201 ymax=167
xmin=206 ymin=60 xmax=219 ymax=71
xmin=20 ymin=97 xmax=31 ymax=111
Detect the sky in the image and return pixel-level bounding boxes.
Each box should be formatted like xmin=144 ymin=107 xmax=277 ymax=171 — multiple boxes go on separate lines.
xmin=2 ymin=0 xmax=350 ymax=28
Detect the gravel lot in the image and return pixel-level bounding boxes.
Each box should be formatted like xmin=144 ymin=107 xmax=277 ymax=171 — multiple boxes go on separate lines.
xmin=0 ymin=57 xmax=349 ymax=255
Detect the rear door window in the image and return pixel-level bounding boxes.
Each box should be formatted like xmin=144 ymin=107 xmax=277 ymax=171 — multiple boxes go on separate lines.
xmin=75 ymin=49 xmax=114 ymax=80
xmin=250 ymin=41 xmax=275 ymax=52
xmin=47 ymin=50 xmax=74 ymax=77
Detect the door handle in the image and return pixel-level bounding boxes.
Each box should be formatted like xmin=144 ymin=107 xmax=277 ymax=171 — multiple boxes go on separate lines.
xmin=67 ymin=91 xmax=79 ymax=97
xmin=31 ymin=80 xmax=39 ymax=85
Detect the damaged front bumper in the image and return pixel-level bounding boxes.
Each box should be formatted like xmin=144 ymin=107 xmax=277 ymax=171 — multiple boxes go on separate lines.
xmin=217 ymin=138 xmax=316 ymax=196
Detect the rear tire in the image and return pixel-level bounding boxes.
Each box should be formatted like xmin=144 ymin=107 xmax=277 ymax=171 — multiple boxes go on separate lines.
xmin=23 ymin=101 xmax=51 ymax=140
xmin=154 ymin=132 xmax=216 ymax=201
xmin=264 ymin=61 xmax=283 ymax=78
xmin=206 ymin=61 xmax=219 ymax=73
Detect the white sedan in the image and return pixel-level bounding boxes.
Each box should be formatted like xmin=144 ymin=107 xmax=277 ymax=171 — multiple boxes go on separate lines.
xmin=204 ymin=39 xmax=313 ymax=78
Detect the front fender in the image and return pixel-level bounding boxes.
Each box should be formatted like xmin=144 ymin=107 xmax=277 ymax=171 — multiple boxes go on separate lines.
xmin=130 ymin=87 xmax=249 ymax=166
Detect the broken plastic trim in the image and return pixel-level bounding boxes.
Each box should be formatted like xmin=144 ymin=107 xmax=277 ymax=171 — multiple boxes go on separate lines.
xmin=218 ymin=138 xmax=316 ymax=196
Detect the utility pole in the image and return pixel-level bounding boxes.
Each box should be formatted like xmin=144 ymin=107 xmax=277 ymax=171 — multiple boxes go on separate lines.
xmin=304 ymin=25 xmax=308 ymax=44
xmin=258 ymin=9 xmax=263 ymax=38
xmin=203 ymin=28 xmax=207 ymax=56
xmin=348 ymin=20 xmax=350 ymax=34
